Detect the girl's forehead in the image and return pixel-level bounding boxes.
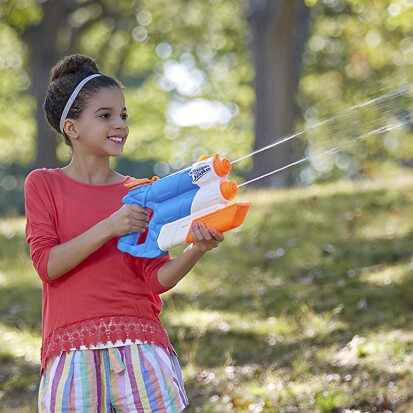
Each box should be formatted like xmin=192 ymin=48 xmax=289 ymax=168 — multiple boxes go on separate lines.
xmin=87 ymin=87 xmax=126 ymax=109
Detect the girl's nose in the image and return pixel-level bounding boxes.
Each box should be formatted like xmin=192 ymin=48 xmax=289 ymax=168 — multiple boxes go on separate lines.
xmin=114 ymin=116 xmax=127 ymax=129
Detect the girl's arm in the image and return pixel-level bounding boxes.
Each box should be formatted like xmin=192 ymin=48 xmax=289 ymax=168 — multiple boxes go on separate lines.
xmin=47 ymin=204 xmax=149 ymax=281
xmin=157 ymin=222 xmax=224 ymax=288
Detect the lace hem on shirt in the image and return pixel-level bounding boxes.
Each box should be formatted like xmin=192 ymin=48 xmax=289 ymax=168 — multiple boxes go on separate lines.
xmin=40 ymin=315 xmax=175 ymax=372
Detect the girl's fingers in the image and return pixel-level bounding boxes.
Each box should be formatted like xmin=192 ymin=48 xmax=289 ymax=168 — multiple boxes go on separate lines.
xmin=129 ymin=209 xmax=149 ymax=220
xmin=190 ymin=222 xmax=203 ymax=242
xmin=129 ymin=218 xmax=148 ymax=232
xmin=128 ymin=206 xmax=149 ymax=221
xmin=191 ymin=223 xmax=223 ymax=243
xmin=210 ymin=227 xmax=224 ymax=241
xmin=197 ymin=223 xmax=212 ymax=240
xmin=130 ymin=212 xmax=149 ymax=222
xmin=129 ymin=204 xmax=149 ymax=215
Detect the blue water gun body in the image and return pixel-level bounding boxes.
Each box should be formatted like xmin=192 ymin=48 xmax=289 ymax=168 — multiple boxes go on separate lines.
xmin=117 ymin=155 xmax=250 ymax=258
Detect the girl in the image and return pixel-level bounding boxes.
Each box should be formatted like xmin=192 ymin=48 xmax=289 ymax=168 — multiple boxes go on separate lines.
xmin=25 ymin=54 xmax=224 ymax=412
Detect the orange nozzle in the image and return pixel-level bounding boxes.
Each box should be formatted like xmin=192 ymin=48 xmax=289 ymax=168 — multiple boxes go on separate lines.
xmin=198 ymin=154 xmax=232 ymax=177
xmin=213 ymin=156 xmax=232 ymax=177
xmin=220 ymin=180 xmax=238 ymax=200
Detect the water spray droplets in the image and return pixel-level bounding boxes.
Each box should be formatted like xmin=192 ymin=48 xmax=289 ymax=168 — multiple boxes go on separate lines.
xmin=235 ymin=81 xmax=413 ymax=187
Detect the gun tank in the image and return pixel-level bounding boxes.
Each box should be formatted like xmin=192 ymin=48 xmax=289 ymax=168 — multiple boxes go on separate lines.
xmin=117 ymin=155 xmax=250 ymax=258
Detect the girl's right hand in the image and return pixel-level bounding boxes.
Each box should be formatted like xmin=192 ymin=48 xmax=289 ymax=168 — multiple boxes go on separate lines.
xmin=106 ymin=204 xmax=149 ymax=237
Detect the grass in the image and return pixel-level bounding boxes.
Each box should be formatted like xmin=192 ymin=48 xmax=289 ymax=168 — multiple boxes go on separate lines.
xmin=0 ymin=171 xmax=412 ymax=412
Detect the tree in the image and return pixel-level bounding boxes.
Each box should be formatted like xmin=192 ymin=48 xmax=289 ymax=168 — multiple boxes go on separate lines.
xmin=4 ymin=0 xmax=410 ymax=185
xmin=2 ymin=0 xmax=311 ymax=187
xmin=246 ymin=0 xmax=311 ymax=187
xmin=8 ymin=0 xmax=140 ymax=168
xmin=296 ymin=0 xmax=413 ymax=184
xmin=22 ymin=1 xmax=65 ymax=168
xmin=1 ymin=0 xmax=253 ymax=171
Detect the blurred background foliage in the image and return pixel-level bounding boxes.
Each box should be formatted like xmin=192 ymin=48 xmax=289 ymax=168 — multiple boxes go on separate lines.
xmin=0 ymin=1 xmax=413 ymax=411
xmin=0 ymin=0 xmax=412 ymax=212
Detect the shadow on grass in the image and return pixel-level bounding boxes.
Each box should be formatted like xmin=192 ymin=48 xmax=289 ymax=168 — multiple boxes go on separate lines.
xmin=0 ymin=284 xmax=42 ymax=331
xmin=162 ymin=229 xmax=413 ymax=410
xmin=167 ymin=227 xmax=413 ymax=314
xmin=166 ymin=322 xmax=352 ymax=368
xmin=164 ymin=272 xmax=413 ymax=366
xmin=0 ymin=353 xmax=39 ymax=411
xmin=2 ymin=179 xmax=412 ymax=411
xmin=0 ymin=232 xmax=30 ymax=262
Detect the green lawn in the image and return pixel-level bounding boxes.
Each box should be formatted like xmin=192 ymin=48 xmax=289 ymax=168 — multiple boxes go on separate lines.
xmin=0 ymin=171 xmax=412 ymax=412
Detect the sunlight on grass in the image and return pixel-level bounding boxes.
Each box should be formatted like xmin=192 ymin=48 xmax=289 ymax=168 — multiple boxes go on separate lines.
xmin=241 ymin=169 xmax=413 ymax=205
xmin=329 ymin=330 xmax=413 ymax=373
xmin=0 ymin=270 xmax=7 ymax=287
xmin=1 ymin=171 xmax=413 ymax=412
xmin=0 ymin=216 xmax=26 ymax=235
xmin=360 ymin=261 xmax=413 ymax=286
xmin=356 ymin=210 xmax=413 ymax=241
xmin=163 ymin=307 xmax=298 ymax=336
xmin=297 ymin=303 xmax=349 ymax=338
xmin=0 ymin=324 xmax=41 ymax=364
xmin=163 ymin=171 xmax=413 ymax=412
xmin=0 ymin=215 xmax=39 ymax=287
xmin=0 ymin=407 xmax=34 ymax=413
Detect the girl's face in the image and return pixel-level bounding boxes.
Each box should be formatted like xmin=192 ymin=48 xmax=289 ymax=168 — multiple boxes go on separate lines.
xmin=71 ymin=86 xmax=129 ymax=157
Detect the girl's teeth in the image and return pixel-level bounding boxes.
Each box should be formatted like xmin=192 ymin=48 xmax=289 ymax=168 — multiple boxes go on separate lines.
xmin=109 ymin=137 xmax=122 ymax=142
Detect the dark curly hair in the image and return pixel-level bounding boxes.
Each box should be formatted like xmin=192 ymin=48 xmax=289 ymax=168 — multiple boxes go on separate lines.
xmin=43 ymin=54 xmax=122 ymax=147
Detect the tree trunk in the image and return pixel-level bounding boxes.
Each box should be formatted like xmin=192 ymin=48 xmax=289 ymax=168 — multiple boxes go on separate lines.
xmin=23 ymin=1 xmax=69 ymax=169
xmin=247 ymin=0 xmax=311 ymax=187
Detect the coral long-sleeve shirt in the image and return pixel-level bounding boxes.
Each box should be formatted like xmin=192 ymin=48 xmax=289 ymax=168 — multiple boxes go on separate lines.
xmin=24 ymin=168 xmax=174 ymax=372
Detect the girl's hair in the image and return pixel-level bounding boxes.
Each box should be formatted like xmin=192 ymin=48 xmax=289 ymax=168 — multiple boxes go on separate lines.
xmin=43 ymin=54 xmax=121 ymax=147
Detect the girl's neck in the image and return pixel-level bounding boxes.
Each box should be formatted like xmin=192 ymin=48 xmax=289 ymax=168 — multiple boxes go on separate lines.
xmin=61 ymin=156 xmax=123 ymax=185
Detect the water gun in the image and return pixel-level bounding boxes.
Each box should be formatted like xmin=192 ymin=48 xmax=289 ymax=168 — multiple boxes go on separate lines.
xmin=117 ymin=154 xmax=251 ymax=258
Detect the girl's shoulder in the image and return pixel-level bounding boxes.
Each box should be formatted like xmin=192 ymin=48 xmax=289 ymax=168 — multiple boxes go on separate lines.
xmin=25 ymin=167 xmax=58 ymax=184
xmin=24 ymin=169 xmax=64 ymax=208
xmin=25 ymin=168 xmax=62 ymax=190
xmin=26 ymin=168 xmax=134 ymax=192
xmin=26 ymin=167 xmax=58 ymax=179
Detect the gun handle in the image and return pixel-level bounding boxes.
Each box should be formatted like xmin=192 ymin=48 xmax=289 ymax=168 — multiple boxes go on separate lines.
xmin=118 ymin=234 xmax=168 ymax=258
xmin=119 ymin=232 xmax=140 ymax=246
xmin=117 ymin=209 xmax=166 ymax=258
xmin=186 ymin=202 xmax=251 ymax=243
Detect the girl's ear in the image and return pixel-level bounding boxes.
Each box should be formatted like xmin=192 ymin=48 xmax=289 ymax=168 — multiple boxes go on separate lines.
xmin=63 ymin=119 xmax=79 ymax=140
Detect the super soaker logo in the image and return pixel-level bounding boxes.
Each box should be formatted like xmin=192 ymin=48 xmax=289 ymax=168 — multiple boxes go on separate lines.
xmin=190 ymin=164 xmax=211 ymax=182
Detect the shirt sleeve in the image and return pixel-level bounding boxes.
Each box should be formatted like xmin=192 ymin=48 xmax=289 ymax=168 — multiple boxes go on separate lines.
xmin=24 ymin=171 xmax=60 ymax=284
xmin=135 ymin=254 xmax=172 ymax=294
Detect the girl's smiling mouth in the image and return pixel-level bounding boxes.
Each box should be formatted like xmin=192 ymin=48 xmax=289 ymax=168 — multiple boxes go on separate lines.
xmin=108 ymin=136 xmax=124 ymax=144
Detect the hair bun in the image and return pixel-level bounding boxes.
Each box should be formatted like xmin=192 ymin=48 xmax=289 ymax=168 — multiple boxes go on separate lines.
xmin=50 ymin=54 xmax=99 ymax=82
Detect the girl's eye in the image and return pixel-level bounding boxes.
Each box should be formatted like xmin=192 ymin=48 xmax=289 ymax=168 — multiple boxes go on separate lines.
xmin=100 ymin=113 xmax=110 ymax=119
xmin=122 ymin=113 xmax=128 ymax=121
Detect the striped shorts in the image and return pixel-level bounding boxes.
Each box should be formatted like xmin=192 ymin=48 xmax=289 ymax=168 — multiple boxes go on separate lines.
xmin=38 ymin=344 xmax=189 ymax=412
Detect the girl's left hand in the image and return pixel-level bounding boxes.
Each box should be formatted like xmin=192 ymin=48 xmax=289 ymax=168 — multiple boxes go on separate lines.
xmin=190 ymin=222 xmax=224 ymax=253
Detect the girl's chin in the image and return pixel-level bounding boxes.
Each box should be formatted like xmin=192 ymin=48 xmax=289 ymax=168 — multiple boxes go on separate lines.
xmin=111 ymin=150 xmax=123 ymax=156
xmin=107 ymin=148 xmax=124 ymax=157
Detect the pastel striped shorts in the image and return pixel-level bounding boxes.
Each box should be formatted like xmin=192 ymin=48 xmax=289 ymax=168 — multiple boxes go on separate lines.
xmin=38 ymin=344 xmax=189 ymax=412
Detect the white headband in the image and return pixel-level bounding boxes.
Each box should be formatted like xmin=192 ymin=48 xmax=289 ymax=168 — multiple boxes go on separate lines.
xmin=59 ymin=73 xmax=102 ymax=134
